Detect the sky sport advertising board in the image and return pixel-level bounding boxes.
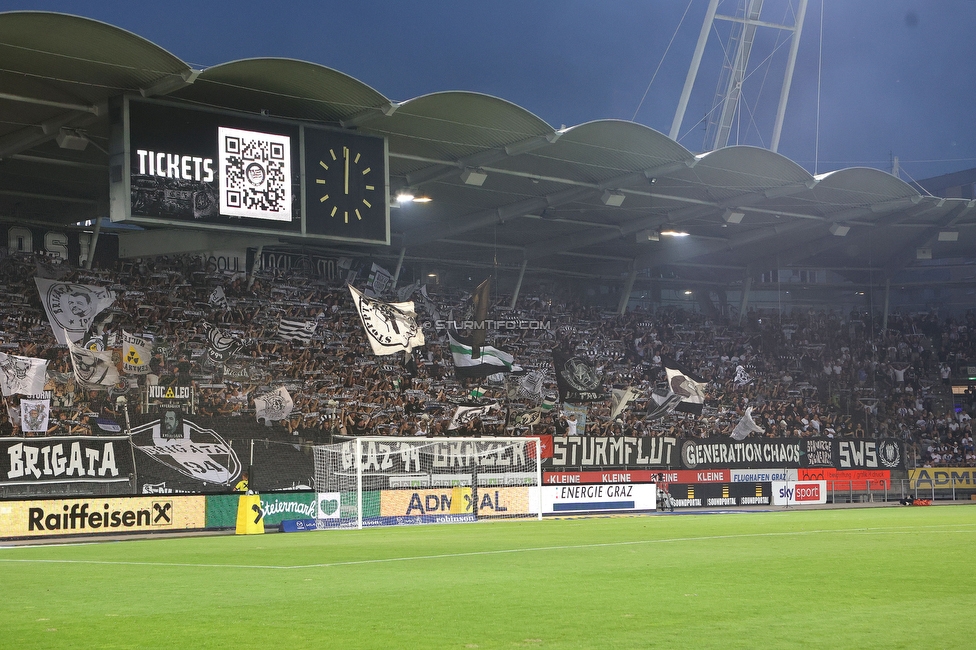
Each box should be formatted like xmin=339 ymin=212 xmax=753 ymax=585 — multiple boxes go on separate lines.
xmin=771 ymin=481 xmax=828 ymax=506
xmin=541 ymin=484 xmax=657 ymax=514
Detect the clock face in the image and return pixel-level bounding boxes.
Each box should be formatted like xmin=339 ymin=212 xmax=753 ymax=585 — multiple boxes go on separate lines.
xmin=304 ymin=128 xmax=389 ymax=243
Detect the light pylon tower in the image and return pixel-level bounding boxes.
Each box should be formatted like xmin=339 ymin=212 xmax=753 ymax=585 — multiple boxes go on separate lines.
xmin=669 ymin=0 xmax=809 ymax=153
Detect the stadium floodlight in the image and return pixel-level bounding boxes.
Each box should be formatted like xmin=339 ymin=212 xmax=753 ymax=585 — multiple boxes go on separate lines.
xmin=659 ymin=225 xmax=689 ymax=237
xmin=313 ymin=437 xmax=543 ymax=529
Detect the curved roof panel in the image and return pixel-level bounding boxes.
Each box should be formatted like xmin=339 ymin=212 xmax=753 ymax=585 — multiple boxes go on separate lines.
xmin=171 ymin=58 xmax=389 ymax=124
xmin=0 ymin=12 xmax=190 ymax=102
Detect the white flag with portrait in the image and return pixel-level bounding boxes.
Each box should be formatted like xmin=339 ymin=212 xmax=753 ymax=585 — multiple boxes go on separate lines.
xmin=35 ymin=277 xmax=116 ymax=344
xmin=448 ymin=402 xmax=498 ymax=430
xmin=0 ymin=352 xmax=48 ymax=397
xmin=20 ymin=398 xmax=50 ymax=433
xmin=66 ymin=334 xmax=120 ymax=389
xmin=348 ymin=284 xmax=425 ymax=356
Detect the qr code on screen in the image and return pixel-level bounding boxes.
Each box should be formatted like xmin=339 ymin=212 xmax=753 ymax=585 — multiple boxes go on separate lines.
xmin=218 ymin=127 xmax=292 ymax=221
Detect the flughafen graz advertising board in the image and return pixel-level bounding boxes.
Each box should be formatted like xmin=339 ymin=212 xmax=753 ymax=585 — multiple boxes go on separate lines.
xmin=109 ymin=97 xmax=389 ymax=245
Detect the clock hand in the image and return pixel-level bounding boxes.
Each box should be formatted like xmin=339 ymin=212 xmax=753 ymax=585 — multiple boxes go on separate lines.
xmin=343 ymin=146 xmax=349 ymax=195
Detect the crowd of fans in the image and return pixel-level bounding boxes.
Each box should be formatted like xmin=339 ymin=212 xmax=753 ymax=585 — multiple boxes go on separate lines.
xmin=1 ymin=250 xmax=975 ymax=469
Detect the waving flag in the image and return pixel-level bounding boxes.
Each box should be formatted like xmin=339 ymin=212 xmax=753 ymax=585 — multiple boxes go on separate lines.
xmin=67 ymin=334 xmax=120 ymax=389
xmin=35 ymin=277 xmax=116 ymax=344
xmin=553 ymin=350 xmax=606 ymax=403
xmin=367 ymin=263 xmax=393 ymax=296
xmin=0 ymin=353 xmax=48 ymax=397
xmin=448 ymin=402 xmax=498 ymax=430
xmin=209 ymin=286 xmax=229 ymax=310
xmin=122 ymin=330 xmax=153 ymax=374
xmin=448 ymin=327 xmax=521 ymax=379
xmin=278 ymin=318 xmax=317 ymax=344
xmin=254 ymin=387 xmax=295 ymax=423
xmin=731 ymin=407 xmax=765 ymax=441
xmin=610 ymin=386 xmax=640 ymax=420
xmin=203 ymin=323 xmax=243 ymax=364
xmin=664 ymin=360 xmax=707 ymax=415
xmin=349 ymin=284 xmax=425 ymax=356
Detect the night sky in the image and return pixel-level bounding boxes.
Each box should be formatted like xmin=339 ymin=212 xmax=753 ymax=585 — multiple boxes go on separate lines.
xmin=11 ymin=0 xmax=976 ymax=181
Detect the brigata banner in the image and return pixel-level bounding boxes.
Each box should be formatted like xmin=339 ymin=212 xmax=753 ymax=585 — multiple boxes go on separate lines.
xmin=545 ymin=436 xmax=678 ymax=469
xmin=1 ymin=436 xmax=133 ymax=486
xmin=771 ymin=481 xmax=827 ymax=505
xmin=541 ymin=484 xmax=657 ymax=513
xmin=543 ymin=469 xmax=730 ymax=485
xmin=909 ymin=468 xmax=976 ymax=489
xmin=0 ymin=495 xmax=206 ymax=539
xmin=664 ymin=482 xmax=771 ymax=508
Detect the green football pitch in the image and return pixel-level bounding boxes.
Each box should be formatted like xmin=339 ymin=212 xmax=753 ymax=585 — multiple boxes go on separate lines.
xmin=2 ymin=505 xmax=974 ymax=649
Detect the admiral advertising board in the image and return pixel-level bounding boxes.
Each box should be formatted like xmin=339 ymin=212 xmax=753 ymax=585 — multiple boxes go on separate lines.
xmin=379 ymin=486 xmax=536 ymax=519
xmin=541 ymin=484 xmax=657 ymax=513
xmin=0 ymin=495 xmax=206 ymax=539
xmin=110 ymin=97 xmax=390 ymax=245
xmin=909 ymin=468 xmax=976 ymax=489
xmin=771 ymin=481 xmax=828 ymax=506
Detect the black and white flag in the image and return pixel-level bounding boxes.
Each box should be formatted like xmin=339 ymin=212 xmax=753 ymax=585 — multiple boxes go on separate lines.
xmin=553 ymin=350 xmax=606 ymax=403
xmin=35 ymin=277 xmax=116 ymax=345
xmin=646 ymin=392 xmax=681 ymax=421
xmin=733 ymin=365 xmax=754 ymax=388
xmin=0 ymin=352 xmax=48 ymax=397
xmin=664 ymin=360 xmax=707 ymax=415
xmin=731 ymin=407 xmax=765 ymax=441
xmin=277 ymin=318 xmax=317 ymax=345
xmin=515 ymin=369 xmax=546 ymax=401
xmin=254 ymin=387 xmax=295 ymax=423
xmin=448 ymin=402 xmax=498 ymax=430
xmin=209 ymin=286 xmax=229 ymax=310
xmin=67 ymin=334 xmax=120 ymax=389
xmin=610 ymin=386 xmax=640 ymax=420
xmin=21 ymin=398 xmax=50 ymax=433
xmin=349 ymin=284 xmax=425 ymax=356
xmin=203 ymin=322 xmax=243 ymax=364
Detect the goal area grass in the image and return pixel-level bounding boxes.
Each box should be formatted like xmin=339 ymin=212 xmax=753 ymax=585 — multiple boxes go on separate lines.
xmin=2 ymin=505 xmax=974 ymax=649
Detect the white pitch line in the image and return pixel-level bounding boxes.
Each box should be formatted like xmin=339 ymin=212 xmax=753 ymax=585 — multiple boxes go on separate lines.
xmin=1 ymin=523 xmax=972 ymax=570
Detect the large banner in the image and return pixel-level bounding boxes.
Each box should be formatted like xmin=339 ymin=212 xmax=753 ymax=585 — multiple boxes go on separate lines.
xmin=0 ymin=495 xmax=206 ymax=538
xmin=546 ymin=436 xmax=679 ymax=470
xmin=1 ymin=436 xmax=133 ymax=486
xmin=544 ymin=437 xmax=903 ymax=471
xmin=335 ymin=438 xmax=535 ymax=475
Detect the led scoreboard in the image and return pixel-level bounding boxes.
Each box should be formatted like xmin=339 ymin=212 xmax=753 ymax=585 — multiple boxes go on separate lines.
xmin=109 ymin=97 xmax=389 ymax=245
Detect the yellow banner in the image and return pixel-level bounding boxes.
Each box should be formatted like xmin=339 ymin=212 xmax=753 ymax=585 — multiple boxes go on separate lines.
xmin=0 ymin=496 xmax=206 ymax=538
xmin=909 ymin=468 xmax=976 ymax=488
xmin=380 ymin=487 xmax=532 ymax=517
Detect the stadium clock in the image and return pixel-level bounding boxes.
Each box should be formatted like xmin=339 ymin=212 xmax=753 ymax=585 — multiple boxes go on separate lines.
xmin=303 ymin=127 xmax=389 ymax=244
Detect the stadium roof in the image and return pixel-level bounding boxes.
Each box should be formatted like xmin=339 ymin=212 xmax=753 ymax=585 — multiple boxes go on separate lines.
xmin=2 ymin=11 xmax=974 ymax=290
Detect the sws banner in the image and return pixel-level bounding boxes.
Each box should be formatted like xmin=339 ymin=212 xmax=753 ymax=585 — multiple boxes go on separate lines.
xmin=545 ymin=436 xmax=678 ymax=469
xmin=664 ymin=482 xmax=770 ymax=508
xmin=678 ymin=437 xmax=905 ymax=470
xmin=1 ymin=436 xmax=134 ymax=487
